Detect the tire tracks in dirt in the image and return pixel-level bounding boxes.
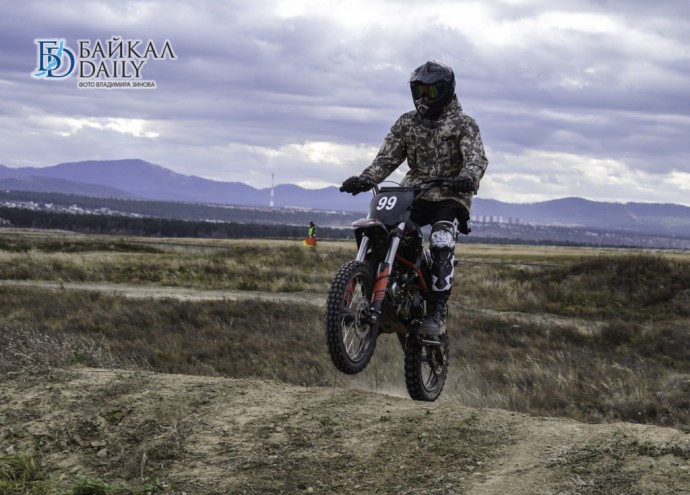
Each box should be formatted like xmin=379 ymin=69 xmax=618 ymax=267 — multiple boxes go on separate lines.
xmin=0 ymin=279 xmax=327 ymax=307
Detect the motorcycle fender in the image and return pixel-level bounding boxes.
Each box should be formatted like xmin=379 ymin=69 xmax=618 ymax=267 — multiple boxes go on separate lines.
xmin=353 ymin=218 xmax=389 ymax=248
xmin=352 ymin=218 xmax=388 ymax=232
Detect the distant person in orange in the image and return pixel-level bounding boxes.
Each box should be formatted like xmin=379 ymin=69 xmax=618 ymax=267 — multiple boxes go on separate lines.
xmin=304 ymin=221 xmax=317 ymax=247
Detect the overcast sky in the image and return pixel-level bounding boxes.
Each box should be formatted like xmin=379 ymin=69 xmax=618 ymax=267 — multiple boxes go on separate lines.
xmin=1 ymin=0 xmax=688 ymax=205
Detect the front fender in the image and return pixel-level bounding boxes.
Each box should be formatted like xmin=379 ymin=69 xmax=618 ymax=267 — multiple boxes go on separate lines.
xmin=353 ymin=218 xmax=389 ymax=249
xmin=352 ymin=218 xmax=388 ymax=232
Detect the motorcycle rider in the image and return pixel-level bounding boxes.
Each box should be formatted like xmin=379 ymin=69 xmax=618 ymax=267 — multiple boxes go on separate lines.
xmin=340 ymin=60 xmax=488 ymax=336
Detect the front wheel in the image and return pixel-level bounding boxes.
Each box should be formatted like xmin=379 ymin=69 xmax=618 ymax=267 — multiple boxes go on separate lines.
xmin=404 ymin=333 xmax=449 ymax=402
xmin=325 ymin=260 xmax=378 ymax=374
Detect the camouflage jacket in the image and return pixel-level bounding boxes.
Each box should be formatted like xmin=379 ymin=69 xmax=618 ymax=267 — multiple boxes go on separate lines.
xmin=360 ymin=97 xmax=488 ymax=212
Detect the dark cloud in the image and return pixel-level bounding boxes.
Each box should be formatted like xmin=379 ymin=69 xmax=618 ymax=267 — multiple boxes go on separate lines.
xmin=0 ymin=0 xmax=688 ymax=204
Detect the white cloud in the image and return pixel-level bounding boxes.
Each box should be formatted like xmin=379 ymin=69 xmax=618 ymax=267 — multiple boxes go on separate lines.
xmin=664 ymin=171 xmax=690 ymax=195
xmin=204 ymin=141 xmax=381 ymax=187
xmin=104 ymin=119 xmax=160 ymax=138
xmin=29 ymin=116 xmax=160 ymax=138
xmin=482 ymin=149 xmax=689 ymax=205
xmin=274 ymin=0 xmax=414 ymax=29
xmin=277 ymin=141 xmax=376 ymax=164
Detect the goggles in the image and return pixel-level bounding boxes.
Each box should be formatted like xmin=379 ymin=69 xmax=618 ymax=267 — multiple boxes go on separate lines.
xmin=411 ymin=84 xmax=442 ymax=100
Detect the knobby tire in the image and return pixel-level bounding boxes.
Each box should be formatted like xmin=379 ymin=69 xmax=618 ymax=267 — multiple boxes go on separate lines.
xmin=325 ymin=260 xmax=377 ymax=374
xmin=404 ymin=333 xmax=449 ymax=402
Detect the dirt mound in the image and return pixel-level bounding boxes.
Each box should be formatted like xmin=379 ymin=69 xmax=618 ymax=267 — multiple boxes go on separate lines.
xmin=2 ymin=368 xmax=688 ymax=494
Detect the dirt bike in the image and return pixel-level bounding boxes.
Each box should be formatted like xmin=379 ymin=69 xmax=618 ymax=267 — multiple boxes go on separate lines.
xmin=325 ymin=179 xmax=463 ymax=402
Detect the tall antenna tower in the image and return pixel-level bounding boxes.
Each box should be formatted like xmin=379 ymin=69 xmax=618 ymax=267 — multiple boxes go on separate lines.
xmin=269 ymin=173 xmax=275 ymax=208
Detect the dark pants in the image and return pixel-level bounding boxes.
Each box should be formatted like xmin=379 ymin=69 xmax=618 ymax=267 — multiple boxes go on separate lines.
xmin=409 ymin=199 xmax=470 ymax=234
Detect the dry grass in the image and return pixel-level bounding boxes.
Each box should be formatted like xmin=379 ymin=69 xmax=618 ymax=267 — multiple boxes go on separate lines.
xmin=0 ymin=231 xmax=688 ymax=431
xmin=0 ymin=238 xmax=353 ymax=292
xmin=447 ymin=311 xmax=690 ymax=428
xmin=0 ymin=324 xmax=131 ymax=375
xmin=0 ymin=287 xmax=330 ymax=386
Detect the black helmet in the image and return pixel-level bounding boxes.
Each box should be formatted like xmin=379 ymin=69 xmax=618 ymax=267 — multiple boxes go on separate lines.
xmin=409 ymin=60 xmax=456 ymax=119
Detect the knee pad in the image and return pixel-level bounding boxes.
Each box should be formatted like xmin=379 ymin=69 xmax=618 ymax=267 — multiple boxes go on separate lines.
xmin=429 ymin=221 xmax=457 ymax=250
xmin=429 ymin=221 xmax=457 ymax=292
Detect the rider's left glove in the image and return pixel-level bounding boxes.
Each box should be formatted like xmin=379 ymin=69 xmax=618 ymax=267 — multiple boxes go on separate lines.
xmin=452 ymin=175 xmax=477 ymax=194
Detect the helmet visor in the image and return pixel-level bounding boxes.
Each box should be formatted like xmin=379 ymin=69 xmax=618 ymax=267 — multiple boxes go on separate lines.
xmin=411 ymin=83 xmax=442 ymax=100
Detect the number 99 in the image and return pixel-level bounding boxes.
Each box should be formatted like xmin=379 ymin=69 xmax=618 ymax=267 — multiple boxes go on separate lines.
xmin=377 ymin=196 xmax=397 ymax=210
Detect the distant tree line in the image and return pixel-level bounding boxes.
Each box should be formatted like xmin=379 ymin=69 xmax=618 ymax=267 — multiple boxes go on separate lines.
xmin=0 ymin=207 xmax=354 ymax=240
xmin=2 ymin=202 xmax=683 ymax=249
xmin=0 ymin=207 xmax=635 ymax=248
xmin=0 ymin=190 xmax=361 ymax=227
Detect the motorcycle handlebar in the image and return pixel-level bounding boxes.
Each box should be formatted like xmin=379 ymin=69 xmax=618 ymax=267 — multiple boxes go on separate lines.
xmin=373 ymin=178 xmax=474 ymax=196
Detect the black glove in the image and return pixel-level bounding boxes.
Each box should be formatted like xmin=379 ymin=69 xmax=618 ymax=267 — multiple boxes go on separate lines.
xmin=340 ymin=176 xmax=374 ymax=195
xmin=453 ymin=176 xmax=477 ymax=194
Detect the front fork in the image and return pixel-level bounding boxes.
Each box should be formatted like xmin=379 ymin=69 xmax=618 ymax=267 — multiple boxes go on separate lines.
xmin=356 ymin=221 xmax=406 ymax=325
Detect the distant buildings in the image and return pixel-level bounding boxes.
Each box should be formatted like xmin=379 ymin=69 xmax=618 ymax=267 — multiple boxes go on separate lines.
xmin=0 ymin=199 xmax=141 ymax=218
xmin=471 ymin=215 xmax=522 ymax=225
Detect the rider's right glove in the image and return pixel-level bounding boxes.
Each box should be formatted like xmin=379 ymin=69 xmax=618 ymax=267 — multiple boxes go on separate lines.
xmin=453 ymin=175 xmax=477 ymax=194
xmin=340 ymin=176 xmax=374 ymax=195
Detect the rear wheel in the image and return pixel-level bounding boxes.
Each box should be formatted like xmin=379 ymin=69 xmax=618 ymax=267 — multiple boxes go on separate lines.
xmin=325 ymin=261 xmax=377 ymax=374
xmin=404 ymin=333 xmax=449 ymax=401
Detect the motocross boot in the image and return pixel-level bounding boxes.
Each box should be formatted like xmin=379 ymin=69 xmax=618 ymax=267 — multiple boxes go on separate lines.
xmin=419 ymin=290 xmax=449 ymax=336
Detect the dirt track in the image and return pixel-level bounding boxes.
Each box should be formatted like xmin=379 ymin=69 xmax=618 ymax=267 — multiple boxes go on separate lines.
xmin=2 ymin=279 xmax=689 ymax=493
xmin=2 ymin=368 xmax=688 ymax=494
xmin=0 ymin=279 xmax=328 ymax=306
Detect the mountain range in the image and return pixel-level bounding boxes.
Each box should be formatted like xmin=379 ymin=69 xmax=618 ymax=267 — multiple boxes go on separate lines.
xmin=1 ymin=158 xmax=689 ymax=238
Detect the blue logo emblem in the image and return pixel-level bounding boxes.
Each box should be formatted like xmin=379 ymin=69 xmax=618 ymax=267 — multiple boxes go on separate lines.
xmin=33 ymin=39 xmax=76 ymax=78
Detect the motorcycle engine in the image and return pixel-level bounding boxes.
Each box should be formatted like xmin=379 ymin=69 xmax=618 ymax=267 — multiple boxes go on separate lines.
xmin=409 ymin=293 xmax=426 ymax=321
xmin=397 ymin=291 xmax=426 ymax=323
